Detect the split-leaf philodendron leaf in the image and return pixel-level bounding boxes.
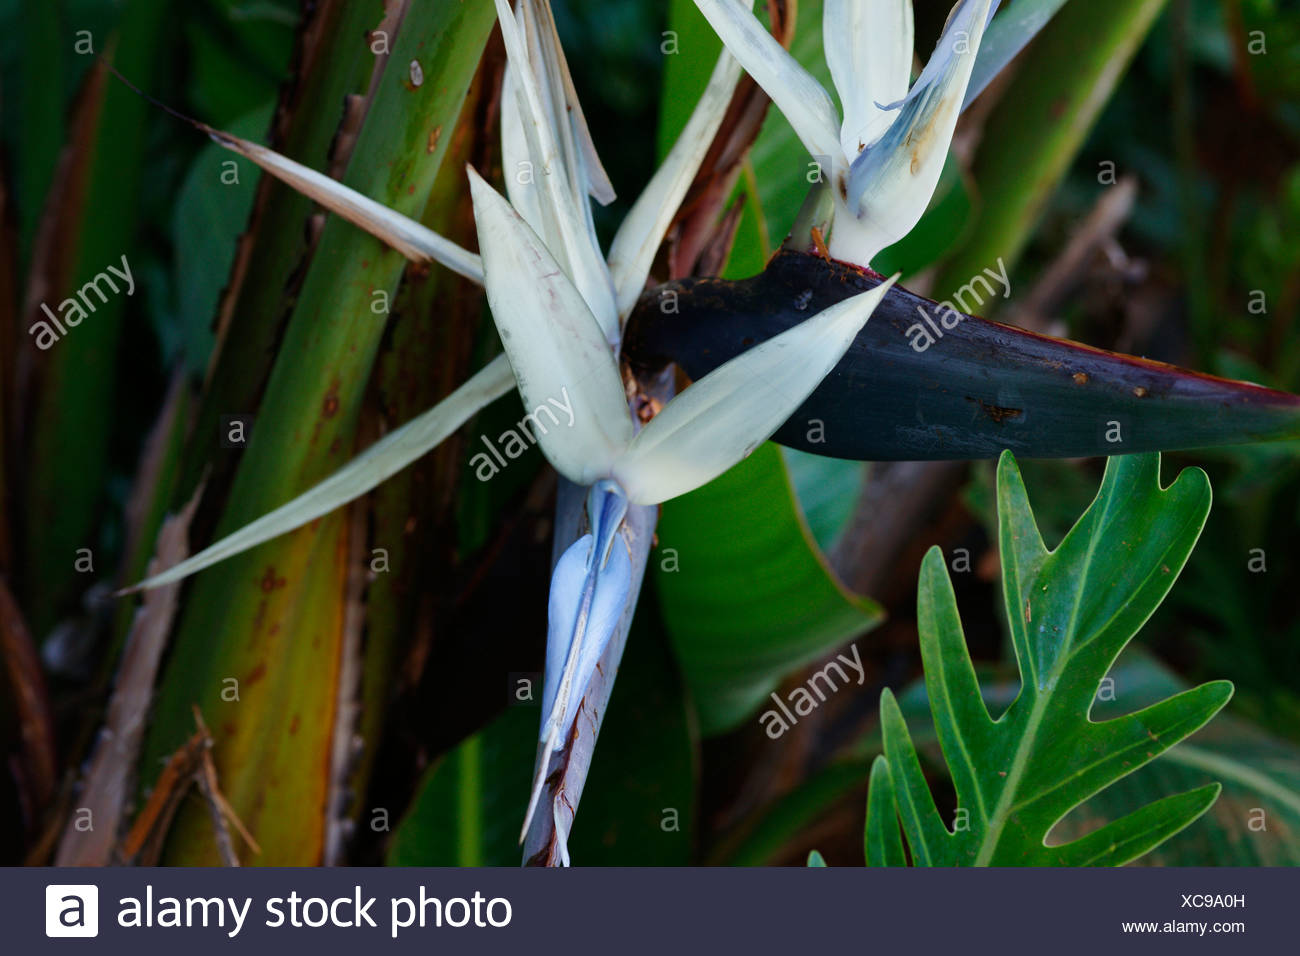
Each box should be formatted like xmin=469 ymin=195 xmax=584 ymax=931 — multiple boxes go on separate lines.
xmin=866 ymin=451 xmax=1232 ymax=866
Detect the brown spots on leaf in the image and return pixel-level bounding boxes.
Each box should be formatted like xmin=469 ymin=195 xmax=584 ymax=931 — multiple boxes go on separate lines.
xmin=288 ymin=714 xmax=300 ymax=736
xmin=322 ymin=381 xmax=340 ymax=418
xmin=1073 ymin=372 xmax=1089 ymax=385
xmin=427 ymin=126 xmax=442 ymax=154
xmin=967 ymin=397 xmax=1024 ymax=424
xmin=245 ymin=662 xmax=267 ymax=686
xmin=259 ymin=567 xmax=287 ymax=592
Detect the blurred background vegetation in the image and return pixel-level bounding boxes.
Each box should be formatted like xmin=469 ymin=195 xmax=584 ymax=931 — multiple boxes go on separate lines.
xmin=0 ymin=0 xmax=1296 ymax=866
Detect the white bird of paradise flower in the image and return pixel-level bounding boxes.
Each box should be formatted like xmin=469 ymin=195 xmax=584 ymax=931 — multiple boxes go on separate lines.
xmin=693 ymin=0 xmax=1000 ymax=267
xmin=124 ymin=0 xmax=899 ymax=864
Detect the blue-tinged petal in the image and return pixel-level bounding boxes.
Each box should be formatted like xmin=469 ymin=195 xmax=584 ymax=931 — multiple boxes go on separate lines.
xmin=524 ymin=483 xmax=633 ymax=838
xmin=963 ymin=0 xmax=1060 ymax=110
xmin=839 ymin=0 xmax=995 ymax=266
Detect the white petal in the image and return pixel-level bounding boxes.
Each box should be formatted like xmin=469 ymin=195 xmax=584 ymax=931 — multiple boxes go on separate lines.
xmin=501 ymin=61 xmax=546 ymax=238
xmin=606 ymin=1 xmax=753 ymax=320
xmin=469 ymin=169 xmax=634 ymax=485
xmin=693 ymin=0 xmax=843 ymax=166
xmin=838 ymin=0 xmax=995 ymax=266
xmin=123 ymin=355 xmax=515 ymax=593
xmin=614 ymin=277 xmax=898 ymax=505
xmin=519 ymin=0 xmax=616 ymax=206
xmin=825 ymin=0 xmax=914 ymax=158
xmin=204 ymin=128 xmax=483 ymax=283
xmin=493 ymin=0 xmax=619 ymax=342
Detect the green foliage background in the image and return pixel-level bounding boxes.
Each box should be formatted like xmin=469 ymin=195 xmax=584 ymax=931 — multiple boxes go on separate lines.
xmin=0 ymin=0 xmax=1295 ymax=866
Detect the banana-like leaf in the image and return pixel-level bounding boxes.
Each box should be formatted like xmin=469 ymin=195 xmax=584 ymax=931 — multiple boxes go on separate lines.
xmin=388 ymin=707 xmax=537 ymax=867
xmin=868 ymin=450 xmax=1232 ymax=866
xmin=21 ymin=0 xmax=170 ymax=636
xmin=656 ymin=443 xmax=883 ymax=735
xmin=624 ymin=250 xmax=1300 ymax=461
xmin=140 ymin=1 xmax=498 ymax=864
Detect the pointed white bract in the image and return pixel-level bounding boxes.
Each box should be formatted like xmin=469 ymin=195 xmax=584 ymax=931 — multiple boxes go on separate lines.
xmin=606 ymin=0 xmax=754 ymax=320
xmin=474 ymin=153 xmax=896 ymax=506
xmin=127 ymin=0 xmax=764 ymax=596
xmin=494 ymin=0 xmax=620 ymax=344
xmin=615 ymin=278 xmax=897 ymax=504
xmin=694 ymin=0 xmax=998 ymax=267
xmin=693 ymin=0 xmax=842 ymax=167
xmin=203 ymin=128 xmax=485 ymax=283
xmin=123 ymin=355 xmax=516 ymax=593
xmin=469 ymin=169 xmax=634 ymax=486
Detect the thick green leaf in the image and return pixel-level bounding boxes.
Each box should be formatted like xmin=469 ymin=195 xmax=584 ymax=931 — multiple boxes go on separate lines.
xmin=389 ymin=615 xmax=696 ymax=866
xmin=656 ymin=443 xmax=882 ymax=735
xmin=868 ymin=451 xmax=1233 ymax=865
xmin=141 ymin=1 xmax=497 ymax=865
xmin=877 ymin=652 xmax=1300 ymax=867
xmin=864 ymin=756 xmax=905 ymax=867
xmin=388 ymin=708 xmax=536 ymax=867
